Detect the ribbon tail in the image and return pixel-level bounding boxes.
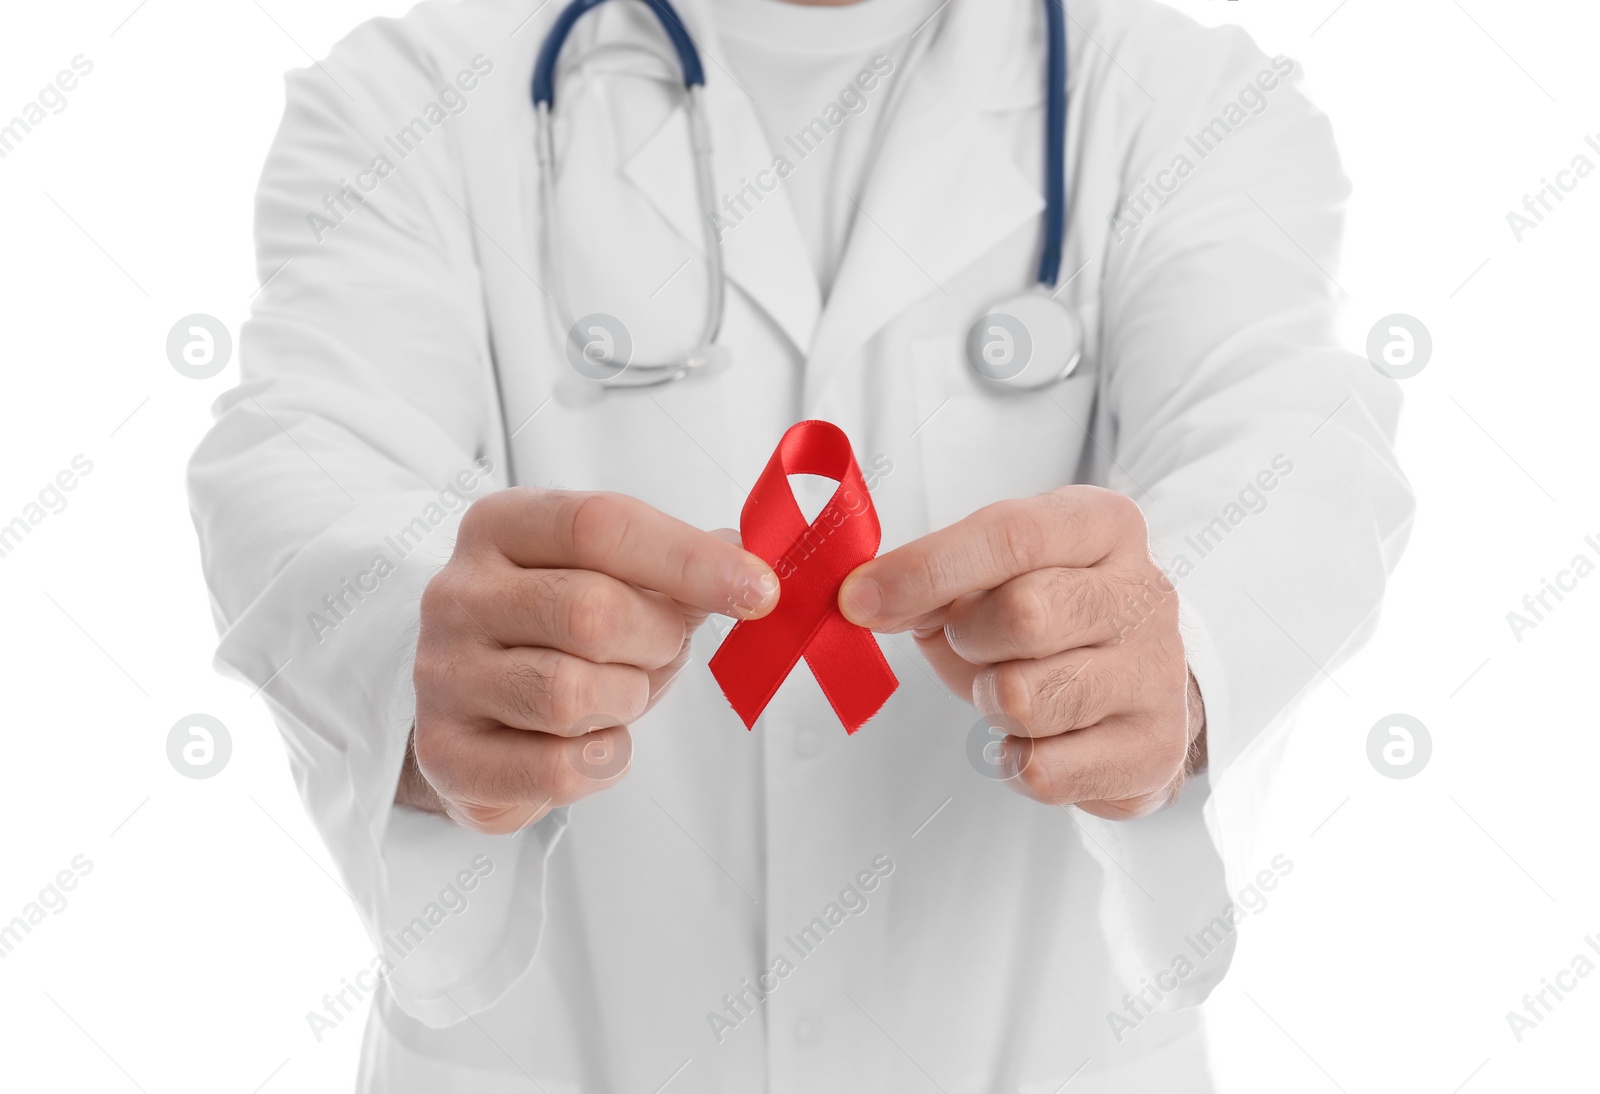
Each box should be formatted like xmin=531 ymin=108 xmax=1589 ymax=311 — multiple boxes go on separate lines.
xmin=803 ymin=621 xmax=898 ymax=734
xmin=709 ymin=620 xmax=810 ymax=730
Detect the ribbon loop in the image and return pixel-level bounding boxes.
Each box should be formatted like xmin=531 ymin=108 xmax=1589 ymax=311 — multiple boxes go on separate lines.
xmin=710 ymin=421 xmax=898 ymax=733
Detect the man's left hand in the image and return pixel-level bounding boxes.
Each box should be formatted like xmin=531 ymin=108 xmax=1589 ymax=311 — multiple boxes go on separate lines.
xmin=839 ymin=486 xmax=1204 ymax=820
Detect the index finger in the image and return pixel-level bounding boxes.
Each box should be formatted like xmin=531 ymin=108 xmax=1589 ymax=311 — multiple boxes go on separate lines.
xmin=465 ymin=489 xmax=779 ymax=619
xmin=839 ymin=488 xmax=1138 ymax=632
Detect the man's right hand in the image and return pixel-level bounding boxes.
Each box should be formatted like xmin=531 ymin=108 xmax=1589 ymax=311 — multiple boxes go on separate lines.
xmin=399 ymin=489 xmax=780 ymax=833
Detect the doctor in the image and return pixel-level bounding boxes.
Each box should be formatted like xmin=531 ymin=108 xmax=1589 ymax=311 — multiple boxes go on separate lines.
xmin=189 ymin=0 xmax=1412 ymax=1090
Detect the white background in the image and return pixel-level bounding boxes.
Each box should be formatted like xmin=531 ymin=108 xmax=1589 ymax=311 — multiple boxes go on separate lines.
xmin=0 ymin=0 xmax=1595 ymax=1091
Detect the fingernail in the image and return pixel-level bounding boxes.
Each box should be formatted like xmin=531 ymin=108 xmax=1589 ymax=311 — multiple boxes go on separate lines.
xmin=728 ymin=567 xmax=780 ymax=619
xmin=973 ymin=670 xmax=999 ymax=717
xmin=840 ymin=576 xmax=882 ymax=627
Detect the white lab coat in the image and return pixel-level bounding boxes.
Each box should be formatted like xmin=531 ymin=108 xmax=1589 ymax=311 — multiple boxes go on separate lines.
xmin=188 ymin=0 xmax=1413 ymax=1090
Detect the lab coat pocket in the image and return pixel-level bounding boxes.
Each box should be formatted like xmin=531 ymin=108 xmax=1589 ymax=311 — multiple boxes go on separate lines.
xmin=910 ymin=333 xmax=1096 ymax=531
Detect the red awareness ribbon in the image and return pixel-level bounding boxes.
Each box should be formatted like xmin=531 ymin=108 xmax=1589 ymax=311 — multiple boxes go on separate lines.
xmin=710 ymin=420 xmax=898 ymax=734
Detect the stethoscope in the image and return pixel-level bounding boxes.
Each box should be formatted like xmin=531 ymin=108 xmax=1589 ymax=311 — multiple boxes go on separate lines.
xmin=533 ymin=0 xmax=1082 ymax=401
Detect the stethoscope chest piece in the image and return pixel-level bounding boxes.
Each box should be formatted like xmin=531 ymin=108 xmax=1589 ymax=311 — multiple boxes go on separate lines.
xmin=965 ymin=290 xmax=1084 ymax=391
xmin=534 ymin=0 xmax=1077 ymax=400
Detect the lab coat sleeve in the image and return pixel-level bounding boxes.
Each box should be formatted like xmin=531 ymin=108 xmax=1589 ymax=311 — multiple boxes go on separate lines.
xmin=1095 ymin=31 xmax=1414 ymax=827
xmin=186 ymin=21 xmax=564 ymax=1026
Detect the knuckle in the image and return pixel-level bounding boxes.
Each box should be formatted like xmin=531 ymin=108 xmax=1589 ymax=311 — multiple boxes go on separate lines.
xmin=505 ymin=655 xmax=557 ymax=727
xmin=470 ymin=746 xmax=546 ymax=815
xmin=1018 ymin=752 xmax=1069 ymax=805
xmin=413 ymin=636 xmax=473 ymax=706
xmin=989 ymin=662 xmax=1035 ymax=727
xmin=419 ymin=567 xmax=465 ymax=625
xmin=1000 ymin=580 xmax=1052 ymax=643
xmin=1123 ymin=567 xmax=1163 ymax=611
xmin=457 ymin=487 xmax=516 ymax=550
xmin=651 ymin=618 xmax=692 ymax=671
xmin=881 ymin=540 xmax=943 ymax=617
xmin=420 ymin=566 xmax=497 ymax=641
xmin=1074 ymin=758 xmax=1133 ymax=804
xmin=563 ymin=726 xmax=634 ymax=788
xmin=1152 ymin=718 xmax=1190 ymax=774
xmin=562 ymin=579 xmax=623 ymax=652
xmin=1040 ymin=490 xmax=1092 ymax=547
xmin=1021 ymin=749 xmax=1130 ymax=807
xmin=1103 ymin=486 xmax=1139 ymax=518
xmin=908 ymin=549 xmax=951 ymax=612
xmin=505 ymin=569 xmax=562 ymax=638
xmin=995 ymin=500 xmax=1046 ymax=573
xmin=1083 ymin=485 xmax=1145 ymax=538
xmin=454 ymin=492 xmax=494 ymax=544
xmin=1040 ymin=662 xmax=1102 ymax=728
xmin=1106 ymin=569 xmax=1173 ymax=645
xmin=411 ymin=719 xmax=463 ymax=791
xmin=541 ymin=657 xmax=596 ymax=732
xmin=1142 ymin=663 xmax=1193 ymax=756
xmin=1056 ymin=571 xmax=1111 ymax=633
xmin=534 ymin=740 xmax=589 ymax=804
xmin=567 ymin=492 xmax=630 ymax=562
xmin=412 ymin=650 xmax=444 ymax=699
xmin=1117 ymin=493 xmax=1150 ymax=537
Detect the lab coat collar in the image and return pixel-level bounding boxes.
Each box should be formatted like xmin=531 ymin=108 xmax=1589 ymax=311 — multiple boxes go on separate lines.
xmin=803 ymin=0 xmax=1048 ymax=401
xmin=609 ymin=0 xmax=1049 ymax=390
xmin=615 ymin=0 xmax=823 ymax=356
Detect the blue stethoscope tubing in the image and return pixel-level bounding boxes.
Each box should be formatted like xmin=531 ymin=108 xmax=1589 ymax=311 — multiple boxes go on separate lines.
xmin=534 ymin=0 xmax=705 ymax=106
xmin=532 ymin=0 xmax=1078 ymax=393
xmin=1039 ymin=0 xmax=1067 ymax=289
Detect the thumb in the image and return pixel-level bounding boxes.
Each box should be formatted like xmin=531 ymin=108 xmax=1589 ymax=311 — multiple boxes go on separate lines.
xmin=680 ymin=527 xmax=744 ymax=632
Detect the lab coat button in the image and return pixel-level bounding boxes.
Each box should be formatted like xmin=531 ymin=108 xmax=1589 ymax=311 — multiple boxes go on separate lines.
xmin=794 ymin=725 xmax=823 ymax=759
xmin=793 ymin=1016 xmax=823 ymax=1048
